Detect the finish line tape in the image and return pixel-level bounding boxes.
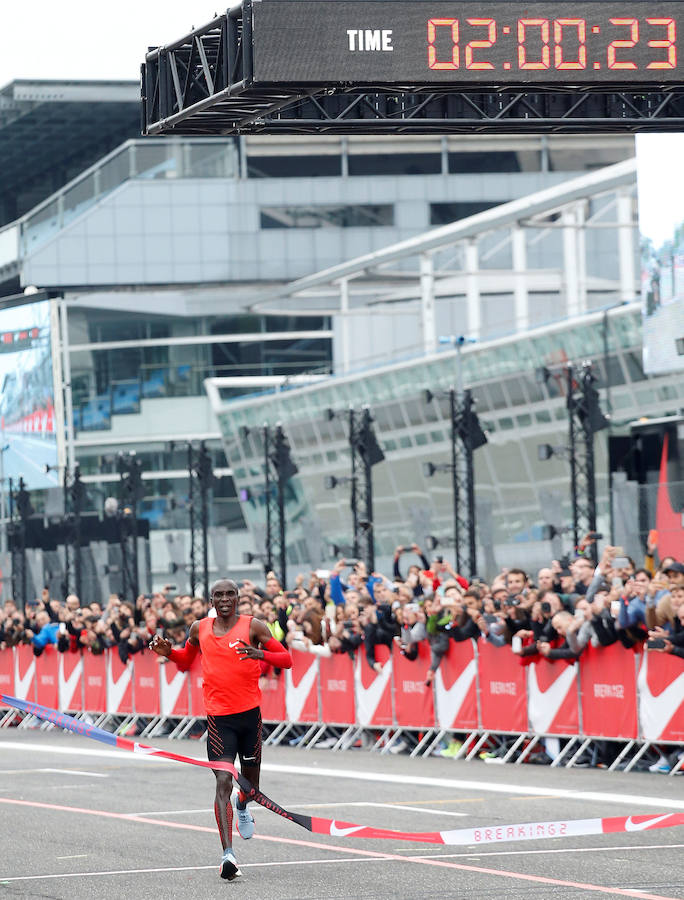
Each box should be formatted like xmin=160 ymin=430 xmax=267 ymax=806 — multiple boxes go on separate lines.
xmin=3 ymin=694 xmax=683 ymax=847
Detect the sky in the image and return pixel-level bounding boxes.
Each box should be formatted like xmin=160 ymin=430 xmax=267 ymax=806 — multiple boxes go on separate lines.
xmin=635 ymin=134 xmax=684 ymax=250
xmin=0 ymin=1 xmax=219 ymax=87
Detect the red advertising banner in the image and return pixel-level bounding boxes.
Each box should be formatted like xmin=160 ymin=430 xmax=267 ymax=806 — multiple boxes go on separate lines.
xmin=106 ymin=650 xmax=133 ymax=715
xmin=527 ymin=659 xmax=579 ymax=735
xmin=0 ymin=646 xmax=13 ymax=699
xmin=354 ymin=645 xmax=392 ymax=727
xmin=189 ymin=655 xmax=206 ymax=718
xmin=35 ymin=646 xmax=59 ymax=709
xmin=478 ymin=642 xmax=527 ymax=732
xmin=83 ymin=652 xmax=106 ymax=711
xmin=637 ymin=651 xmax=684 ymax=742
xmin=13 ymin=644 xmax=37 ymax=702
xmin=260 ymin=670 xmax=286 ymax=721
xmin=285 ymin=649 xmax=319 ymax=723
xmin=580 ymin=644 xmax=638 ymax=739
xmin=434 ymin=640 xmax=478 ymax=731
xmin=132 ymin=652 xmax=161 ymax=716
xmin=159 ymin=659 xmax=189 ymax=717
xmin=320 ymin=652 xmax=355 ymax=725
xmin=58 ymin=652 xmax=84 ymax=711
xmin=393 ymin=641 xmax=435 ymax=728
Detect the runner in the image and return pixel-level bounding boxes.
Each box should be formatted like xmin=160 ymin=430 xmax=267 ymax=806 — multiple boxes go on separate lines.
xmin=149 ymin=577 xmax=292 ymax=880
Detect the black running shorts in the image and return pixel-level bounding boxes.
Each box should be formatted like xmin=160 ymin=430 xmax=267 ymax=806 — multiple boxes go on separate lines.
xmin=206 ymin=706 xmax=262 ymax=767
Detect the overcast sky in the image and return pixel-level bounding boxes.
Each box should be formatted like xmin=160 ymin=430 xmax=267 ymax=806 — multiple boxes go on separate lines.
xmin=636 ymin=134 xmax=684 ymax=250
xmin=0 ymin=1 xmax=218 ymax=86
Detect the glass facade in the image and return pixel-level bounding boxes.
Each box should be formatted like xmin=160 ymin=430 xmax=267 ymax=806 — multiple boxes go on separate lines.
xmin=212 ymin=305 xmax=684 ymax=576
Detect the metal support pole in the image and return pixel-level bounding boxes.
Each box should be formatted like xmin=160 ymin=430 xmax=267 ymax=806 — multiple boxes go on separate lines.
xmin=275 ymin=426 xmax=287 ymax=588
xmin=188 ymin=443 xmax=198 ymax=597
xmin=263 ymin=426 xmax=273 ymax=576
xmin=349 ymin=409 xmax=360 ymax=560
xmin=463 ymin=390 xmax=477 ymax=576
xmin=449 ymin=389 xmax=461 ymax=574
xmin=361 ymin=409 xmax=375 ymax=573
xmin=567 ymin=365 xmax=580 ymax=551
xmin=199 ymin=442 xmax=211 ymax=600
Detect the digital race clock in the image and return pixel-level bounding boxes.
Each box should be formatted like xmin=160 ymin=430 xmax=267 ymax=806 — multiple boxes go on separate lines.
xmin=250 ymin=1 xmax=684 ymax=87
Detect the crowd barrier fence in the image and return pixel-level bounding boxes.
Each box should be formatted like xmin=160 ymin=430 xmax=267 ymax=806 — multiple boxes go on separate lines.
xmin=0 ymin=642 xmax=682 ymax=774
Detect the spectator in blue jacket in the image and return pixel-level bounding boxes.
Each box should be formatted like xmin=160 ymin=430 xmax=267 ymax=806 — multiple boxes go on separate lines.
xmin=25 ymin=610 xmax=60 ymax=656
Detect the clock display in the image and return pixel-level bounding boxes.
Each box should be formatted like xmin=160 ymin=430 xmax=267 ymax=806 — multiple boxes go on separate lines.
xmin=251 ymin=1 xmax=684 ymax=86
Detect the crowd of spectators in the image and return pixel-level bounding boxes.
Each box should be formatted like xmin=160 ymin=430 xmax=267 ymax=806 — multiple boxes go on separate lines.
xmin=1 ymin=537 xmax=683 ymax=674
xmin=1 ymin=535 xmax=682 ymax=768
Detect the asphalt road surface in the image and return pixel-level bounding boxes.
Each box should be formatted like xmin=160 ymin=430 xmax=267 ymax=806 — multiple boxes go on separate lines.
xmin=0 ymin=731 xmax=682 ymax=900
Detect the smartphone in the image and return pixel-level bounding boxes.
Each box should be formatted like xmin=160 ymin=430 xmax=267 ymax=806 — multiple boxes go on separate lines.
xmin=610 ymin=600 xmax=621 ymax=617
xmin=343 ymin=558 xmax=359 ymax=567
xmin=315 ymin=569 xmax=330 ymax=579
xmin=647 ymin=529 xmax=658 ymax=547
xmin=511 ymin=635 xmax=523 ymax=653
xmin=613 ymin=557 xmax=630 ymax=569
xmin=574 ymin=608 xmax=584 ymax=620
xmin=647 ymin=638 xmax=666 ymax=649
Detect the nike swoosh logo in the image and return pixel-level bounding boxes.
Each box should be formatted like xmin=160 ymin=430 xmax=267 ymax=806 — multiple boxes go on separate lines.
xmin=624 ymin=814 xmax=673 ymax=832
xmin=527 ymin=662 xmax=578 ymax=734
xmin=107 ymin=655 xmax=132 ymax=714
xmin=133 ymin=742 xmax=157 ymax=755
xmin=285 ymin=655 xmax=319 ymax=721
xmin=58 ymin=655 xmax=83 ymax=710
xmin=330 ymin=821 xmax=365 ymax=837
xmin=354 ymin=654 xmax=392 ymax=727
xmin=228 ymin=641 xmax=241 ymax=649
xmin=160 ymin=667 xmax=187 ymax=716
xmin=14 ymin=652 xmax=36 ymax=701
xmin=434 ymin=658 xmax=477 ymax=730
xmin=637 ymin=653 xmax=684 ymax=741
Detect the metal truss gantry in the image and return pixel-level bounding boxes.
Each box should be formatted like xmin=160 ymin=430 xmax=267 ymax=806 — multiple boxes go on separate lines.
xmin=142 ymin=5 xmax=684 ymax=135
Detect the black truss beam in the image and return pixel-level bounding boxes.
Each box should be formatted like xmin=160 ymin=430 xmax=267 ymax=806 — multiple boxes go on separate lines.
xmin=142 ymin=7 xmax=684 ymax=135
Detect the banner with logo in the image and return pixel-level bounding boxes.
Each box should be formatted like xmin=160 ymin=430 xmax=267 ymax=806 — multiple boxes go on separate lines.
xmin=0 ymin=646 xmax=13 ymax=699
xmin=188 ymin=654 xmax=206 ymax=718
xmin=58 ymin=652 xmax=84 ymax=711
xmin=13 ymin=644 xmax=37 ymax=703
xmin=527 ymin=659 xmax=579 ymax=736
xmin=106 ymin=653 xmax=133 ymax=715
xmin=355 ymin=644 xmax=393 ymax=727
xmin=319 ymin=652 xmax=355 ymax=725
xmin=478 ymin=641 xmax=527 ymax=732
xmin=159 ymin=660 xmax=189 ymax=717
xmin=83 ymin=651 xmax=106 ymax=711
xmin=260 ymin=669 xmax=286 ymax=721
xmin=580 ymin=644 xmax=639 ymax=739
xmin=393 ymin=640 xmax=435 ymax=728
xmin=637 ymin=650 xmax=684 ymax=742
xmin=434 ymin=639 xmax=478 ymax=731
xmin=285 ymin=648 xmax=319 ymax=723
xmin=35 ymin=645 xmax=59 ymax=709
xmin=132 ymin=651 xmax=161 ymax=716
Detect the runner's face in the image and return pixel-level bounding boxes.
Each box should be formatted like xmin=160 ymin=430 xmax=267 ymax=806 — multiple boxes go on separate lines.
xmin=212 ymin=582 xmax=239 ymax=617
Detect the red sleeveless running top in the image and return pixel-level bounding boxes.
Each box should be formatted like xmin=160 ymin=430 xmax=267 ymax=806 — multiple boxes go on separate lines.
xmin=198 ymin=615 xmax=261 ymax=715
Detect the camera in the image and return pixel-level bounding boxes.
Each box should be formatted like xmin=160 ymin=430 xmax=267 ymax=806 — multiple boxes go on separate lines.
xmin=541 ymin=601 xmax=552 ymax=614
xmin=506 ymin=595 xmax=520 ymax=606
xmin=343 ymin=558 xmax=360 ymax=567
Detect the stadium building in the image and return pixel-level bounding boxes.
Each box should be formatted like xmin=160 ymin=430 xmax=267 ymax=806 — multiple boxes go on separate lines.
xmin=1 ymin=79 xmax=680 ymax=593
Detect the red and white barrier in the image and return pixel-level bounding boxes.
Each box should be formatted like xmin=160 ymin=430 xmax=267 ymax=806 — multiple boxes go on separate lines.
xmin=0 ymin=643 xmax=682 ymax=743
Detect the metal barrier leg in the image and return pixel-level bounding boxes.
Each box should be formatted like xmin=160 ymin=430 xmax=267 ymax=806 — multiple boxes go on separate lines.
xmin=624 ymin=741 xmax=651 ymax=773
xmin=304 ymin=723 xmax=329 ymax=750
xmin=608 ymin=739 xmax=635 ymax=772
xmin=550 ymin=736 xmax=579 ymax=768
xmin=140 ymin=716 xmax=162 ymax=738
xmin=501 ymin=733 xmax=527 ymax=764
xmin=269 ymin=723 xmax=294 ymax=747
xmin=380 ymin=728 xmax=404 ymax=755
xmin=333 ymin=726 xmax=361 ymax=751
xmin=465 ymin=731 xmax=490 ymax=761
xmin=668 ymin=753 xmax=684 ymax=777
xmin=264 ymin=721 xmax=288 ymax=746
xmin=565 ymin=737 xmax=592 ymax=768
xmin=370 ymin=727 xmax=392 ymax=752
xmin=410 ymin=729 xmax=435 ymax=758
xmin=456 ymin=732 xmax=479 ymax=761
xmin=515 ymin=735 xmax=540 ymax=765
xmin=420 ymin=729 xmax=446 ymax=759
xmin=298 ymin=723 xmax=322 ymax=748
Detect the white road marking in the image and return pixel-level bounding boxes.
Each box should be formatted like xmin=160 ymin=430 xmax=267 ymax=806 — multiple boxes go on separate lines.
xmin=134 ymin=808 xmax=213 ymax=817
xmin=56 ymin=855 xmax=89 ymax=860
xmin=2 ymin=740 xmax=683 ymax=812
xmin=41 ymin=768 xmax=109 ymax=778
xmin=296 ymin=802 xmax=467 ymax=818
xmin=1 ymin=843 xmax=681 ymax=883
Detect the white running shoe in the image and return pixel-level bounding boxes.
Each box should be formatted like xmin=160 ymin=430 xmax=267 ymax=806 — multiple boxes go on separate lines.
xmin=220 ymin=848 xmax=241 ymax=880
xmin=236 ymin=802 xmax=255 ymax=839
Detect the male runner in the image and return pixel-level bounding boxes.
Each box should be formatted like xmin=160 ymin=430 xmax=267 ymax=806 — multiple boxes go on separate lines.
xmin=149 ymin=578 xmax=292 ymax=880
